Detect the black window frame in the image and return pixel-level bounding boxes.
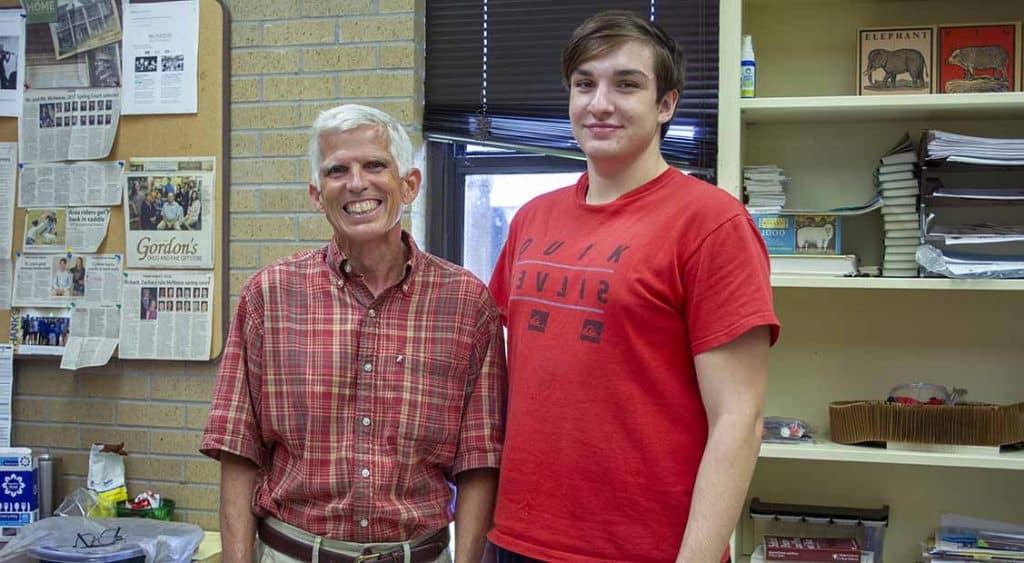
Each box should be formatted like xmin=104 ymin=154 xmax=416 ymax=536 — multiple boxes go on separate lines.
xmin=426 ymin=141 xmax=586 ymax=265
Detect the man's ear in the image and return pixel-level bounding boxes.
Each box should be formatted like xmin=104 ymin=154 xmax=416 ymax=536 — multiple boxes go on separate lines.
xmin=658 ymin=89 xmax=680 ymax=124
xmin=402 ymin=168 xmax=422 ymax=205
xmin=308 ymin=183 xmax=324 ymax=212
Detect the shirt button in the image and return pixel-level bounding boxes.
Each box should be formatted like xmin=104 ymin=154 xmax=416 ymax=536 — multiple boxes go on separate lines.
xmin=361 ymin=417 xmax=371 ymax=427
xmin=359 ymin=519 xmax=368 ymax=528
xmin=361 ymin=468 xmax=370 ymax=478
xmin=368 ymin=309 xmax=376 ymax=318
xmin=362 ymin=362 xmax=373 ymax=373
xmin=343 ymin=262 xmax=352 ymax=274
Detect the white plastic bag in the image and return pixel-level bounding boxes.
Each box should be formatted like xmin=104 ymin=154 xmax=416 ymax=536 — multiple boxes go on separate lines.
xmin=0 ymin=517 xmax=204 ymax=563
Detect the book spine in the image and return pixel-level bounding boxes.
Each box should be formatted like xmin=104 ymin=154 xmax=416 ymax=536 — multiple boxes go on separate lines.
xmin=765 ymin=548 xmax=860 ymax=562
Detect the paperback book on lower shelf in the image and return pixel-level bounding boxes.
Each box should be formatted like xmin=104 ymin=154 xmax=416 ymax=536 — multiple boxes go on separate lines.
xmin=763 ymin=536 xmax=862 ymax=561
xmin=770 ymin=254 xmax=858 ymax=276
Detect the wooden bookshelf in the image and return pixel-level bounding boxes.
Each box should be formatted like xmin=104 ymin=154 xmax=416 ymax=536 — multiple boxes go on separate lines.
xmin=740 ymin=93 xmax=1024 ymax=124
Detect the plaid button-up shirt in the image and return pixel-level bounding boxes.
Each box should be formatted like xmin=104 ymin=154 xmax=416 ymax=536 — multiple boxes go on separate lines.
xmin=201 ymin=234 xmax=506 ymax=541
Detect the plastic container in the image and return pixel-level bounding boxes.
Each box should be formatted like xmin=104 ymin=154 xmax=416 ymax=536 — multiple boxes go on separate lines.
xmin=29 ymin=544 xmax=146 ymax=563
xmin=115 ymin=498 xmax=175 ymax=521
xmin=741 ymin=35 xmax=756 ymax=98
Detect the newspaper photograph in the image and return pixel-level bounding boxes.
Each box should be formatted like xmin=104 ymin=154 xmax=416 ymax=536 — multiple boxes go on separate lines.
xmin=121 ymin=0 xmax=197 ymax=114
xmin=12 ymin=253 xmax=121 ymax=307
xmin=125 ymin=156 xmax=214 ymax=269
xmin=0 ymin=10 xmax=26 ymax=117
xmin=60 ymin=304 xmax=120 ymax=370
xmin=50 ymin=0 xmax=121 ymax=60
xmin=19 ymin=161 xmax=123 ymax=207
xmin=0 ymin=259 xmax=11 ymax=310
xmin=0 ymin=143 xmax=15 ymax=258
xmin=22 ymin=207 xmax=109 ymax=253
xmin=10 ymin=307 xmax=70 ymax=356
xmin=26 ymin=19 xmax=120 ymax=89
xmin=119 ymin=270 xmax=212 ymax=360
xmin=20 ymin=87 xmax=120 ymax=162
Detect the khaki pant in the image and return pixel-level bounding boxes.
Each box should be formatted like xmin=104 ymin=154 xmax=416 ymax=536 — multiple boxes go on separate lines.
xmin=257 ymin=518 xmax=452 ymax=563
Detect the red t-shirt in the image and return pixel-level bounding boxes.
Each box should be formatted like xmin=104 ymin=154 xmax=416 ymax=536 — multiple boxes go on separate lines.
xmin=488 ymin=168 xmax=779 ymax=562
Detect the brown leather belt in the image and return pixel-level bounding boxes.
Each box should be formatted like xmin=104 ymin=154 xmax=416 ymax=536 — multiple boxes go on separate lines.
xmin=257 ymin=520 xmax=449 ymax=563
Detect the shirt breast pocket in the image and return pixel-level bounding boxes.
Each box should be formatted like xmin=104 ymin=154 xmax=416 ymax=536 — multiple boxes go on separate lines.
xmin=394 ymin=354 xmax=466 ymax=465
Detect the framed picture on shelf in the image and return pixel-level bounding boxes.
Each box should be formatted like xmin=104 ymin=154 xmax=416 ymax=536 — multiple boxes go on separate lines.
xmin=937 ymin=22 xmax=1021 ymax=93
xmin=858 ymin=26 xmax=935 ymax=95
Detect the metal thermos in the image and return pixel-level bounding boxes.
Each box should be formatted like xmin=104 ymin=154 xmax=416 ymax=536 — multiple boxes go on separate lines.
xmin=37 ymin=454 xmax=58 ymax=518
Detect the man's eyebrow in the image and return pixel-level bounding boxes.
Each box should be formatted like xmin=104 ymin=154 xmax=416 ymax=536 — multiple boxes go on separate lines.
xmin=572 ymin=67 xmax=650 ymax=79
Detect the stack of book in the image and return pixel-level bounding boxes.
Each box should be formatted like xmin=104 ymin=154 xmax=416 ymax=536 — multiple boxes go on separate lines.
xmin=751 ymin=536 xmax=872 ymax=562
xmin=876 ymin=135 xmax=921 ymax=277
xmin=744 ymin=165 xmax=788 ymax=212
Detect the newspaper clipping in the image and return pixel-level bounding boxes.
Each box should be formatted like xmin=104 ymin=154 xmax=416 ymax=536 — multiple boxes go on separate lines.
xmin=19 ymin=161 xmax=123 ymax=206
xmin=51 ymin=0 xmax=122 ymax=60
xmin=0 ymin=10 xmax=26 ymax=117
xmin=20 ymin=88 xmax=120 ymax=162
xmin=0 ymin=259 xmax=11 ymax=310
xmin=12 ymin=253 xmax=121 ymax=307
xmin=60 ymin=304 xmax=120 ymax=370
xmin=119 ymin=271 xmax=212 ymax=360
xmin=26 ymin=20 xmax=120 ymax=89
xmin=121 ymin=0 xmax=198 ymax=114
xmin=22 ymin=207 xmax=110 ymax=253
xmin=0 ymin=143 xmax=15 ymax=259
xmin=10 ymin=307 xmax=71 ymax=356
xmin=124 ymin=157 xmax=214 ymax=269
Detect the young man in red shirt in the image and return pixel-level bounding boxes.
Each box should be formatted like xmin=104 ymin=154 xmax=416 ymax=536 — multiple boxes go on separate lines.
xmin=488 ymin=11 xmax=780 ymax=563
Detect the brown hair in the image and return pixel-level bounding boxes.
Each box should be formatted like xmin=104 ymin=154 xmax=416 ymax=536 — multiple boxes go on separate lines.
xmin=562 ymin=10 xmax=685 ymax=139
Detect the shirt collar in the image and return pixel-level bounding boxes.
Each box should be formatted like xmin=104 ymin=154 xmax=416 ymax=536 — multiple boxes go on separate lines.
xmin=325 ymin=231 xmax=422 ymax=296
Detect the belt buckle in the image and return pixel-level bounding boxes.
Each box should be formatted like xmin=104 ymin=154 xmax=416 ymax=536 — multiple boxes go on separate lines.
xmin=353 ymin=552 xmax=385 ymax=563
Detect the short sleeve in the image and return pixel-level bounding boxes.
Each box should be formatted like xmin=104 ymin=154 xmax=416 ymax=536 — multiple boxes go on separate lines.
xmin=488 ymin=224 xmax=516 ymax=327
xmin=200 ymin=281 xmax=269 ymax=466
xmin=452 ymin=288 xmax=507 ymax=475
xmin=684 ymin=214 xmax=780 ymax=356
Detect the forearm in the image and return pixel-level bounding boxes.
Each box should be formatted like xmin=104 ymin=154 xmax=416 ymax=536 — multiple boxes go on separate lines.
xmin=675 ymin=414 xmax=763 ymax=563
xmin=219 ymin=453 xmax=259 ymax=563
xmin=453 ymin=468 xmax=499 ymax=563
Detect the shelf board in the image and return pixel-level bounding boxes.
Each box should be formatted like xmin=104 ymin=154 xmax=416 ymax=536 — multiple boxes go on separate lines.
xmin=760 ymin=440 xmax=1024 ymax=470
xmin=771 ymin=275 xmax=1024 ymax=291
xmin=740 ymin=93 xmax=1024 ymax=124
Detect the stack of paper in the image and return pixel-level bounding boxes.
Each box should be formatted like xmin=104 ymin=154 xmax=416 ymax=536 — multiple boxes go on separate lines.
xmin=927 ymin=130 xmax=1024 ymax=165
xmin=876 ymin=134 xmax=920 ymax=277
xmin=744 ymin=165 xmax=788 ymax=212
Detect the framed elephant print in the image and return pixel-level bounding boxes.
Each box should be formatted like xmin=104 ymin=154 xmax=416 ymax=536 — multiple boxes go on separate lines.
xmin=937 ymin=22 xmax=1021 ymax=93
xmin=858 ymin=26 xmax=936 ymax=95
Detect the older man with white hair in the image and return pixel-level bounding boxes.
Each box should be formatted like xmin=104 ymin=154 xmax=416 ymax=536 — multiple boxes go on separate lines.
xmin=202 ymin=105 xmax=507 ymax=563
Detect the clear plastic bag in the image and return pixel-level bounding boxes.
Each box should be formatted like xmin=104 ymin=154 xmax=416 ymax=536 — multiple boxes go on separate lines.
xmin=0 ymin=517 xmax=204 ymax=563
xmin=762 ymin=416 xmax=814 ymax=443
xmin=917 ymin=244 xmax=1024 ymax=279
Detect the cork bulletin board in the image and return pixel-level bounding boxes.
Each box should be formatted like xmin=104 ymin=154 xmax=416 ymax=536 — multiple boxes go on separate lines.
xmin=0 ymin=0 xmax=229 ymax=359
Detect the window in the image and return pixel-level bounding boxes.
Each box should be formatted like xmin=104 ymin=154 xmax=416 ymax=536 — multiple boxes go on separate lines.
xmin=423 ymin=2 xmax=718 ymax=268
xmin=426 ymin=143 xmax=585 ymax=281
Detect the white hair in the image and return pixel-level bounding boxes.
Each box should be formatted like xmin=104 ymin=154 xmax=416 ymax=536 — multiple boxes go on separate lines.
xmin=308 ymin=104 xmax=414 ymax=191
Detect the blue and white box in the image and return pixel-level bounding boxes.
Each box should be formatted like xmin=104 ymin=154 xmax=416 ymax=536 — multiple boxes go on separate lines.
xmin=751 ymin=213 xmax=842 ymax=255
xmin=0 ymin=448 xmax=37 ymax=539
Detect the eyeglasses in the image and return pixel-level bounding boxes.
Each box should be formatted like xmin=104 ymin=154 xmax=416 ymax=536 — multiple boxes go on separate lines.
xmin=74 ymin=527 xmax=125 ymax=548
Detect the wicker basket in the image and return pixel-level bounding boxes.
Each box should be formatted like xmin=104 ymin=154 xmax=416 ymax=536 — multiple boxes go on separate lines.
xmin=829 ymin=401 xmax=1024 ymax=446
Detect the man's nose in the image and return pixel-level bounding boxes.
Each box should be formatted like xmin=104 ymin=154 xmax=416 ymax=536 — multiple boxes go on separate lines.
xmin=588 ymin=84 xmax=614 ymax=115
xmin=347 ymin=166 xmax=369 ymax=190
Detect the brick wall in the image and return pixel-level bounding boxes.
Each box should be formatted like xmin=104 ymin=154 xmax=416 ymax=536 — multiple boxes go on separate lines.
xmin=11 ymin=0 xmax=426 ymax=531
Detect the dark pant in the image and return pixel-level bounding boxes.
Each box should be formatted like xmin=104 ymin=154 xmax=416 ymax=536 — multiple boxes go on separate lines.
xmin=494 ymin=546 xmax=546 ymax=563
